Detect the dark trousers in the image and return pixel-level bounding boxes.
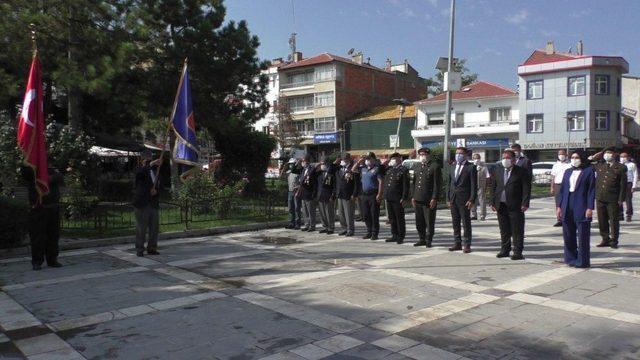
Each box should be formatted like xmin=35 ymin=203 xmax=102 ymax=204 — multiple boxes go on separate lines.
xmin=497 ymin=202 xmax=525 ymax=254
xmin=28 ymin=206 xmax=60 ymax=265
xmin=562 ymin=194 xmax=591 ymax=267
xmin=288 ymin=191 xmax=302 ymax=226
xmin=619 ymin=183 xmax=633 ymax=218
xmin=553 ymin=183 xmax=562 ymax=209
xmin=387 ymin=200 xmax=405 ymax=239
xmin=135 ymin=205 xmax=159 ymax=251
xmin=450 ymin=201 xmax=472 ymax=245
xmin=597 ymin=200 xmax=620 ymax=244
xmin=415 ymin=202 xmax=437 ymax=241
xmin=361 ymin=193 xmax=380 ymax=235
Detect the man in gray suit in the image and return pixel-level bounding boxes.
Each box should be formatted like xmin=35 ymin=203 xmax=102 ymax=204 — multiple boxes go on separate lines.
xmin=471 ymin=153 xmax=488 ymax=221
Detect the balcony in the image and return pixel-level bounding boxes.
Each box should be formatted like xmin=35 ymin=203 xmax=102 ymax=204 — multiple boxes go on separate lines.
xmin=280 ymin=80 xmax=315 ymax=90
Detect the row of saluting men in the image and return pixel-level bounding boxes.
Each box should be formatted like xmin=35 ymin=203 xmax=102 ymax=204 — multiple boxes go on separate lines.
xmin=282 ymin=143 xmax=629 ymax=267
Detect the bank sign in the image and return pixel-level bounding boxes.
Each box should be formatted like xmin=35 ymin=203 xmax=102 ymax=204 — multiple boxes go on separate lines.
xmin=313 ymin=132 xmax=338 ymax=144
xmin=421 ymin=138 xmax=510 ymax=149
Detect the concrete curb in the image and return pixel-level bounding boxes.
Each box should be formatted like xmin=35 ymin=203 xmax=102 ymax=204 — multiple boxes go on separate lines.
xmin=0 ymin=220 xmax=289 ymax=259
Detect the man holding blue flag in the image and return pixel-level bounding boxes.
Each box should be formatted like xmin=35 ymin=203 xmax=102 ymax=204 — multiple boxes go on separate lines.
xmin=171 ymin=60 xmax=200 ymax=179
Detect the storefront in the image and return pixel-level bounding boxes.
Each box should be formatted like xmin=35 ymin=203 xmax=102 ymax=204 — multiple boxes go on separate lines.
xmin=420 ymin=137 xmax=513 ymax=163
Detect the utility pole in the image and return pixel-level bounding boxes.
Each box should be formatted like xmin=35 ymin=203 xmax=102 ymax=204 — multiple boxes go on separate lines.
xmin=443 ymin=0 xmax=456 ymax=165
xmin=393 ymin=98 xmax=411 ymax=152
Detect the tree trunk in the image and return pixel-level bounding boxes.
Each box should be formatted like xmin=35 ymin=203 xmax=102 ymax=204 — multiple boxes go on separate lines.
xmin=67 ymin=5 xmax=82 ymax=130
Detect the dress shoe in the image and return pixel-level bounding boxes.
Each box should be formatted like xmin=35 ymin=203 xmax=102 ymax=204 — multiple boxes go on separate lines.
xmin=426 ymin=240 xmax=433 ymax=248
xmin=319 ymin=229 xmax=328 ymax=234
xmin=496 ymin=252 xmax=510 ymax=258
xmin=307 ymin=228 xmax=316 ymax=232
xmin=147 ymin=250 xmax=160 ymax=255
xmin=339 ymin=230 xmax=348 ymax=236
xmin=511 ymin=254 xmax=525 ymax=260
xmin=610 ymin=242 xmax=619 ymax=249
xmin=414 ymin=240 xmax=426 ymax=247
xmin=463 ymin=245 xmax=471 ymax=254
xmin=470 ymin=216 xmax=478 ymax=220
xmin=32 ymin=263 xmax=42 ymax=271
xmin=480 ymin=216 xmax=485 ymax=221
xmin=396 ymin=238 xmax=404 ymax=244
xmin=346 ymin=232 xmax=354 ymax=237
xmin=294 ymin=225 xmax=301 ymax=230
xmin=47 ymin=261 xmax=63 ymax=268
xmin=300 ymin=227 xmax=309 ymax=232
xmin=370 ymin=234 xmax=379 ymax=240
xmin=285 ymin=224 xmax=294 ymax=229
xmin=385 ymin=237 xmax=397 ymax=242
xmin=448 ymin=244 xmax=462 ymax=252
xmin=553 ymin=221 xmax=562 ymax=227
xmin=626 ymin=216 xmax=632 ymax=222
xmin=362 ymin=233 xmax=372 ymax=239
xmin=326 ymin=231 xmax=334 ymax=235
xmin=136 ymin=251 xmax=144 ymax=257
xmin=596 ymin=241 xmax=611 ymax=247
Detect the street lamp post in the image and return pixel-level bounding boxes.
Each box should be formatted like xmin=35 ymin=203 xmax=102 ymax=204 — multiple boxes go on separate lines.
xmin=392 ymin=98 xmax=411 ymax=152
xmin=443 ymin=0 xmax=456 ymax=165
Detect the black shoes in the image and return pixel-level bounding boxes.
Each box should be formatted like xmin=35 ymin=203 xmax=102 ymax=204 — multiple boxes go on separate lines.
xmin=370 ymin=234 xmax=379 ymax=240
xmin=496 ymin=252 xmax=510 ymax=258
xmin=610 ymin=242 xmax=619 ymax=249
xmin=307 ymin=228 xmax=316 ymax=232
xmin=553 ymin=221 xmax=562 ymax=227
xmin=136 ymin=251 xmax=144 ymax=257
xmin=32 ymin=263 xmax=42 ymax=271
xmin=300 ymin=227 xmax=309 ymax=232
xmin=147 ymin=250 xmax=160 ymax=255
xmin=48 ymin=261 xmax=63 ymax=268
xmin=345 ymin=232 xmax=354 ymax=237
xmin=339 ymin=231 xmax=348 ymax=236
xmin=596 ymin=240 xmax=611 ymax=247
xmin=449 ymin=243 xmax=462 ymax=252
xmin=463 ymin=245 xmax=471 ymax=254
xmin=396 ymin=238 xmax=404 ymax=244
xmin=285 ymin=224 xmax=295 ymax=229
xmin=470 ymin=216 xmax=478 ymax=220
xmin=362 ymin=233 xmax=372 ymax=239
xmin=414 ymin=240 xmax=426 ymax=247
xmin=326 ymin=231 xmax=334 ymax=235
xmin=385 ymin=237 xmax=396 ymax=243
xmin=319 ymin=229 xmax=328 ymax=234
xmin=511 ymin=254 xmax=525 ymax=260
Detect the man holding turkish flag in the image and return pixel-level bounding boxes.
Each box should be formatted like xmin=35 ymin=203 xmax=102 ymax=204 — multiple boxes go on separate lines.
xmin=18 ymin=53 xmax=63 ymax=270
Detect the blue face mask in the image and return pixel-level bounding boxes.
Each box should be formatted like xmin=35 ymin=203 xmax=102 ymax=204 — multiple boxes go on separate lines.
xmin=455 ymin=154 xmax=465 ymax=163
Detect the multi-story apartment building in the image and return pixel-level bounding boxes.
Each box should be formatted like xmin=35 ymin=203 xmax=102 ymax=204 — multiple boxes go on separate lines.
xmin=517 ymin=42 xmax=629 ymax=160
xmin=276 ymin=52 xmax=426 ymax=158
xmin=622 ymin=75 xmax=640 ymax=148
xmin=252 ymin=60 xmax=286 ymax=160
xmin=411 ymin=81 xmax=519 ymax=162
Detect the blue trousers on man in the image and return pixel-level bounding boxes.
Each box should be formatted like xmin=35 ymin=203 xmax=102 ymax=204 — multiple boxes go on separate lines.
xmin=288 ymin=191 xmax=302 ymax=228
xmin=562 ymin=194 xmax=591 ymax=268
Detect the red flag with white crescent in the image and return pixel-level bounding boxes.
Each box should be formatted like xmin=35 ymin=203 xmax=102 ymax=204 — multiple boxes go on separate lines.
xmin=17 ymin=53 xmax=49 ymax=199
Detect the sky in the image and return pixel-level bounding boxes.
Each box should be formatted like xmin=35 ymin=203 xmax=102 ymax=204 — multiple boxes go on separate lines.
xmin=225 ymin=0 xmax=640 ymax=90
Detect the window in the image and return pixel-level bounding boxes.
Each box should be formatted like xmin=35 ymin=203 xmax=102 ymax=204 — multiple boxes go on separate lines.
xmin=262 ymin=126 xmax=271 ymax=134
xmin=490 ymin=107 xmax=511 ymax=122
xmin=567 ymin=111 xmax=586 ymax=131
xmin=568 ymin=76 xmax=586 ymax=96
xmin=314 ymin=91 xmax=334 ymax=107
xmin=314 ymin=65 xmax=336 ymax=82
xmin=527 ymin=80 xmax=543 ymax=99
xmin=617 ymin=78 xmax=622 ymax=97
xmin=595 ymin=75 xmax=609 ymax=95
xmin=294 ymin=120 xmax=312 ymax=134
xmin=283 ymin=71 xmax=314 ymax=87
xmin=594 ymin=111 xmax=609 ymax=131
xmin=288 ymin=96 xmax=314 ymax=112
xmin=314 ymin=117 xmax=336 ymax=133
xmin=526 ymin=114 xmax=543 ymax=133
xmin=454 ymin=112 xmax=464 ymax=128
xmin=427 ymin=112 xmax=444 ymax=125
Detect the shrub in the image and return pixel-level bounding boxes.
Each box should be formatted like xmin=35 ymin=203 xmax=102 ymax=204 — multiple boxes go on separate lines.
xmin=174 ymin=170 xmax=246 ymax=218
xmin=0 ymin=196 xmax=29 ymax=248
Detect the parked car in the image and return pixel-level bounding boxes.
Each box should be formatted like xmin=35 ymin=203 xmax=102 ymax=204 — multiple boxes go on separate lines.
xmin=532 ymin=162 xmax=555 ymax=184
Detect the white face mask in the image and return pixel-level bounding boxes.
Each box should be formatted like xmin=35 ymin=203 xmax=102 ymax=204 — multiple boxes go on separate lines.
xmin=571 ymin=158 xmax=581 ymax=167
xmin=472 ymin=159 xmax=479 ymax=165
xmin=501 ymin=158 xmax=512 ymax=168
xmin=365 ymin=160 xmax=371 ymax=167
xmin=620 ymin=157 xmax=628 ymax=164
xmin=513 ymin=151 xmax=521 ymax=158
xmin=419 ymin=155 xmax=428 ymax=163
xmin=320 ymin=164 xmax=327 ymax=171
xmin=604 ymin=153 xmax=614 ymax=162
xmin=389 ymin=159 xmax=397 ymax=167
xmin=340 ymin=160 xmax=348 ymax=167
xmin=558 ymin=155 xmax=566 ymax=161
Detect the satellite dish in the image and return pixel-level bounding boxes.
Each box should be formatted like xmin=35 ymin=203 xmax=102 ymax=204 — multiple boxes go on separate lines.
xmin=347 ymin=48 xmax=355 ymax=55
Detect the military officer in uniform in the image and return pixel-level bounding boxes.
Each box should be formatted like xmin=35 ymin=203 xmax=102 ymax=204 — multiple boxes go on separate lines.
xmin=382 ymin=153 xmax=410 ymax=244
xmin=590 ymin=147 xmax=627 ymax=248
xmin=471 ymin=153 xmax=488 ymax=221
xmin=411 ymin=148 xmax=442 ymax=247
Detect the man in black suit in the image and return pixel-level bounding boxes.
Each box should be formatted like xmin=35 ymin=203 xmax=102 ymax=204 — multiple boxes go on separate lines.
xmin=297 ymin=154 xmax=318 ymax=232
xmin=447 ymin=146 xmax=477 ymax=253
xmin=491 ymin=149 xmax=531 ymax=260
xmin=133 ymin=150 xmax=163 ymax=257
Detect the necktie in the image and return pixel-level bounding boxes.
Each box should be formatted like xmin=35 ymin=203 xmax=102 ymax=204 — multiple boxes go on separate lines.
xmin=455 ymin=164 xmax=462 ymax=180
xmin=503 ymin=168 xmax=509 ymax=184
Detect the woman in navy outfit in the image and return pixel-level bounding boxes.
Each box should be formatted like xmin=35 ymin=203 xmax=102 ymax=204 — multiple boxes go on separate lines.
xmin=557 ymin=150 xmax=596 ymax=268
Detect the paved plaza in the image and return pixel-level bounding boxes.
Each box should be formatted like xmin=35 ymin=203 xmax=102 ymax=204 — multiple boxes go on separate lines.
xmin=1 ymin=196 xmax=640 ymax=359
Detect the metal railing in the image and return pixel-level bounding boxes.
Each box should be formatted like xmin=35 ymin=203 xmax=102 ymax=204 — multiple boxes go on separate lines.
xmin=280 ymin=80 xmax=315 ymax=89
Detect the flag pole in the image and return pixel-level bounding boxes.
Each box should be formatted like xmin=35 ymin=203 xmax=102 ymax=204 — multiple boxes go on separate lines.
xmin=153 ymin=57 xmax=188 ymax=189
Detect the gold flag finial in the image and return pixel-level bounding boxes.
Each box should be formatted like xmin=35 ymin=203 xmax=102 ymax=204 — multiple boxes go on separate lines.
xmin=29 ymin=23 xmax=37 ymax=56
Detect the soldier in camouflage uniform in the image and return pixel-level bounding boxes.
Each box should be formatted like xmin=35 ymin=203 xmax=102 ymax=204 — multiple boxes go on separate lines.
xmin=590 ymin=147 xmax=627 ymax=248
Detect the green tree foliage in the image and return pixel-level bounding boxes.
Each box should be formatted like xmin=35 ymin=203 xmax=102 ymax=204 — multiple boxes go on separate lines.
xmin=429 ymin=59 xmax=478 ymax=95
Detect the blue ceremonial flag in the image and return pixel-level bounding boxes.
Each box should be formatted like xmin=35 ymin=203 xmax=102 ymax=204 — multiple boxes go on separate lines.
xmin=171 ymin=62 xmax=199 ymax=178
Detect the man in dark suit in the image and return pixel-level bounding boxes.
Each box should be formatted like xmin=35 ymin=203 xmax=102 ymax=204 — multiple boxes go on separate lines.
xmin=297 ymin=154 xmax=318 ymax=232
xmin=590 ymin=147 xmax=627 ymax=248
xmin=411 ymin=147 xmax=441 ymax=248
xmin=316 ymin=157 xmax=336 ymax=234
xmin=133 ymin=150 xmax=163 ymax=257
xmin=511 ymin=143 xmax=533 ymax=181
xmin=382 ymin=153 xmax=410 ymax=244
xmin=333 ymin=153 xmax=357 ymax=236
xmin=447 ymin=146 xmax=477 ymax=253
xmin=491 ymin=149 xmax=531 ymax=260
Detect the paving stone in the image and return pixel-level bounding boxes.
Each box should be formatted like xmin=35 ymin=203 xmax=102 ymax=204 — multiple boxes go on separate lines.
xmin=329 ymin=343 xmax=394 ymax=359
xmin=313 ymin=334 xmax=363 ymax=353
xmin=400 ymin=344 xmax=463 ymax=360
xmin=290 ymin=343 xmax=334 ymax=359
xmin=345 ymin=327 xmax=391 ymax=342
xmin=13 ymin=333 xmax=70 ymax=356
xmin=371 ymin=334 xmax=420 ymax=352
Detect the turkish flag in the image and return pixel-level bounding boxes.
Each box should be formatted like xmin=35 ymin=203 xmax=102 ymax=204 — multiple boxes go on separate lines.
xmin=17 ymin=54 xmax=49 ymax=199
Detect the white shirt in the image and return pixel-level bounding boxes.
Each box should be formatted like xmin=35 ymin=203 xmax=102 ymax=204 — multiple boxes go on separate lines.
xmin=551 ymin=161 xmax=571 ymax=184
xmin=569 ymin=168 xmax=581 ymax=192
xmin=624 ymin=161 xmax=638 ymax=185
xmin=454 ymin=161 xmax=466 ymax=180
xmin=149 ymin=169 xmax=157 ymax=185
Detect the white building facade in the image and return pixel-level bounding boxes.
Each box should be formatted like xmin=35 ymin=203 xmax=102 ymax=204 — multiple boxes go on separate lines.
xmin=411 ymin=81 xmax=519 ymax=162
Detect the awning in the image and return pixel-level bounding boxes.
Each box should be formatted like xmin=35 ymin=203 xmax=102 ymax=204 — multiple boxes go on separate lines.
xmin=89 ymin=146 xmax=140 ymax=157
xmin=347 ymin=149 xmax=414 ymax=157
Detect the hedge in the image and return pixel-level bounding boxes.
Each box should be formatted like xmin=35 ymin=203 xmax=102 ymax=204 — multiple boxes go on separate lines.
xmin=0 ymin=196 xmax=29 ymax=248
